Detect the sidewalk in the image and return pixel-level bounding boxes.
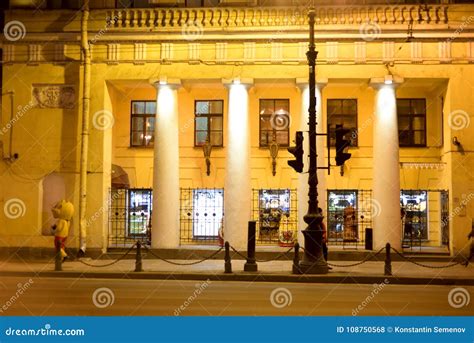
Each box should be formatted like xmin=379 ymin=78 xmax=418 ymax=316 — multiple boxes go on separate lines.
xmin=1 ymin=257 xmax=473 ymax=285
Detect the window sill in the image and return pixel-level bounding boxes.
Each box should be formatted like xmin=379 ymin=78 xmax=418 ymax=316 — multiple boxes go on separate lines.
xmin=259 ymin=146 xmax=290 ymax=149
xmin=193 ymin=145 xmax=224 ymax=149
xmin=399 ymin=146 xmax=429 ymax=149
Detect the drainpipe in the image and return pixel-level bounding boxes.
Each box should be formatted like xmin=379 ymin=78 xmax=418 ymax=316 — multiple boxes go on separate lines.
xmin=78 ymin=0 xmax=91 ymax=256
xmin=1 ymin=91 xmax=15 ymax=161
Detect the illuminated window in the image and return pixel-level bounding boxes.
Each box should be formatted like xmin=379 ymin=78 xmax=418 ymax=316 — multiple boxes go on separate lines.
xmin=130 ymin=101 xmax=156 ymax=147
xmin=192 ymin=189 xmax=224 ymax=238
xmin=327 ymin=99 xmax=358 ymax=147
xmin=128 ymin=189 xmax=152 ymax=237
xmin=400 ymin=190 xmax=428 ymax=241
xmin=194 ymin=100 xmax=224 ymax=147
xmin=327 ymin=190 xmax=358 ymax=242
xmin=256 ymin=189 xmax=296 ymax=245
xmin=397 ymin=99 xmax=426 ymax=147
xmin=179 ymin=188 xmax=224 ymax=243
xmin=259 ymin=99 xmax=290 ymax=147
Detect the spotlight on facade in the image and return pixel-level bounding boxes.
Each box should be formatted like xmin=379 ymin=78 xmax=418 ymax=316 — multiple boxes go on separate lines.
xmin=159 ymin=76 xmax=167 ymax=85
xmin=232 ymin=78 xmax=241 ymax=85
xmin=384 ymin=75 xmax=393 ymax=85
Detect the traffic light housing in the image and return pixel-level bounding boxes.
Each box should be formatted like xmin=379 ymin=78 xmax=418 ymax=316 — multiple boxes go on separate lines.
xmin=287 ymin=131 xmax=304 ymax=173
xmin=335 ymin=124 xmax=352 ymax=166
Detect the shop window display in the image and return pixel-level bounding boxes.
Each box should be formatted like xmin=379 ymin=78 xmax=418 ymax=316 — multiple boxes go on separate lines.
xmin=257 ymin=190 xmax=292 ymax=245
xmin=192 ymin=189 xmax=224 ymax=238
xmin=128 ymin=189 xmax=152 ymax=238
xmin=327 ymin=190 xmax=358 ymax=242
xmin=400 ymin=190 xmax=428 ymax=244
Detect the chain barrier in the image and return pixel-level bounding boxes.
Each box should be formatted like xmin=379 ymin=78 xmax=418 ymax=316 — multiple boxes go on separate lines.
xmin=229 ymin=245 xmax=293 ymax=263
xmin=229 ymin=246 xmax=248 ymax=260
xmin=76 ymin=243 xmax=137 ymax=268
xmin=74 ymin=241 xmax=462 ymax=271
xmin=142 ymin=245 xmax=224 ymax=266
xmin=391 ymin=247 xmax=462 ymax=269
xmin=300 ymin=246 xmax=386 ymax=268
xmin=255 ymin=247 xmax=294 ymax=263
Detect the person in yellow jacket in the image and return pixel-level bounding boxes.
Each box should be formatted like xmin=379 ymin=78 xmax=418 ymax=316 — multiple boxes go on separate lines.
xmin=51 ymin=200 xmax=74 ymax=262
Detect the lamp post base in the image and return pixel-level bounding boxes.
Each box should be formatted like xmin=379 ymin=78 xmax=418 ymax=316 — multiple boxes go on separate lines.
xmin=298 ymin=259 xmax=328 ymax=274
xmin=299 ymin=228 xmax=329 ymax=275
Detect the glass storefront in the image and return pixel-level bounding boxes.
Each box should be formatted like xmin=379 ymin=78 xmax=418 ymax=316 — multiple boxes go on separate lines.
xmin=192 ymin=189 xmax=224 ymax=238
xmin=128 ymin=189 xmax=152 ymax=237
xmin=327 ymin=190 xmax=359 ymax=243
xmin=253 ymin=189 xmax=297 ymax=246
xmin=400 ymin=190 xmax=428 ymax=245
xmin=180 ymin=188 xmax=224 ymax=244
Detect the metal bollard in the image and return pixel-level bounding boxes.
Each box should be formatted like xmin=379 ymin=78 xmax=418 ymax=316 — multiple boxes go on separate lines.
xmin=384 ymin=242 xmax=392 ymax=276
xmin=244 ymin=221 xmax=258 ymax=272
xmin=54 ymin=246 xmax=62 ymax=271
xmin=224 ymin=241 xmax=232 ymax=273
xmin=135 ymin=241 xmax=143 ymax=272
xmin=292 ymin=242 xmax=301 ymax=274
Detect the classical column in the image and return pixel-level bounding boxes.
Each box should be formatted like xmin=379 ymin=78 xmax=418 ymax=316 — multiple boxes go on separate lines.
xmin=223 ymin=78 xmax=253 ymax=250
xmin=370 ymin=77 xmax=403 ymax=250
xmin=296 ymin=78 xmax=327 ymax=245
xmin=151 ymin=79 xmax=181 ymax=249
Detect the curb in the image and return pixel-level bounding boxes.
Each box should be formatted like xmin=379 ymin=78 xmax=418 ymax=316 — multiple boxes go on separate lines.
xmin=1 ymin=271 xmax=473 ymax=286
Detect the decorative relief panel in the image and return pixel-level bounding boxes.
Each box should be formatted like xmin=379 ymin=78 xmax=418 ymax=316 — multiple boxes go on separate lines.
xmin=438 ymin=41 xmax=451 ymax=63
xmin=134 ymin=43 xmax=146 ymax=64
xmin=354 ymin=42 xmax=366 ymax=64
xmin=382 ymin=41 xmax=395 ymax=63
xmin=32 ymin=85 xmax=76 ymax=109
xmin=410 ymin=42 xmax=423 ymax=63
xmin=326 ymin=41 xmax=338 ymax=64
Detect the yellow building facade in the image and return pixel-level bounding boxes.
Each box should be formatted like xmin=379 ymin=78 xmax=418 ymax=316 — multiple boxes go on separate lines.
xmin=1 ymin=2 xmax=473 ymax=256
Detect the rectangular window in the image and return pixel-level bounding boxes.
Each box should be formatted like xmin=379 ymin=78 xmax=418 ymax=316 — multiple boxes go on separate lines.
xmin=259 ymin=99 xmax=290 ymax=147
xmin=130 ymin=101 xmax=156 ymax=147
xmin=253 ymin=189 xmax=297 ymax=246
xmin=327 ymin=190 xmax=359 ymax=242
xmin=401 ymin=190 xmax=428 ymax=241
xmin=397 ymin=98 xmax=427 ymax=147
xmin=192 ymin=189 xmax=224 ymax=238
xmin=179 ymin=188 xmax=224 ymax=244
xmin=327 ymin=99 xmax=358 ymax=147
xmin=127 ymin=189 xmax=152 ymax=237
xmin=194 ymin=100 xmax=224 ymax=147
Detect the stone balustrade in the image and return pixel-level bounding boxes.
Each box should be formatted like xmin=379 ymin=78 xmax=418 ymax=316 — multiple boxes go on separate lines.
xmin=104 ymin=5 xmax=449 ymax=30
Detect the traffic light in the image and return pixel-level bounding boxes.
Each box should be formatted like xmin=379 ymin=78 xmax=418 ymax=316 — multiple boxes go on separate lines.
xmin=287 ymin=131 xmax=304 ymax=173
xmin=335 ymin=124 xmax=352 ymax=166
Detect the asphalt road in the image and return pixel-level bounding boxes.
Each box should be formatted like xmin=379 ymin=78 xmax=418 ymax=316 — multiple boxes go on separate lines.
xmin=0 ymin=277 xmax=472 ymax=316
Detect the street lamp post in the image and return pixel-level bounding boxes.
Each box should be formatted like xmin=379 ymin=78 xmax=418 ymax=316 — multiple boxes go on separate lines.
xmin=298 ymin=10 xmax=328 ymax=274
